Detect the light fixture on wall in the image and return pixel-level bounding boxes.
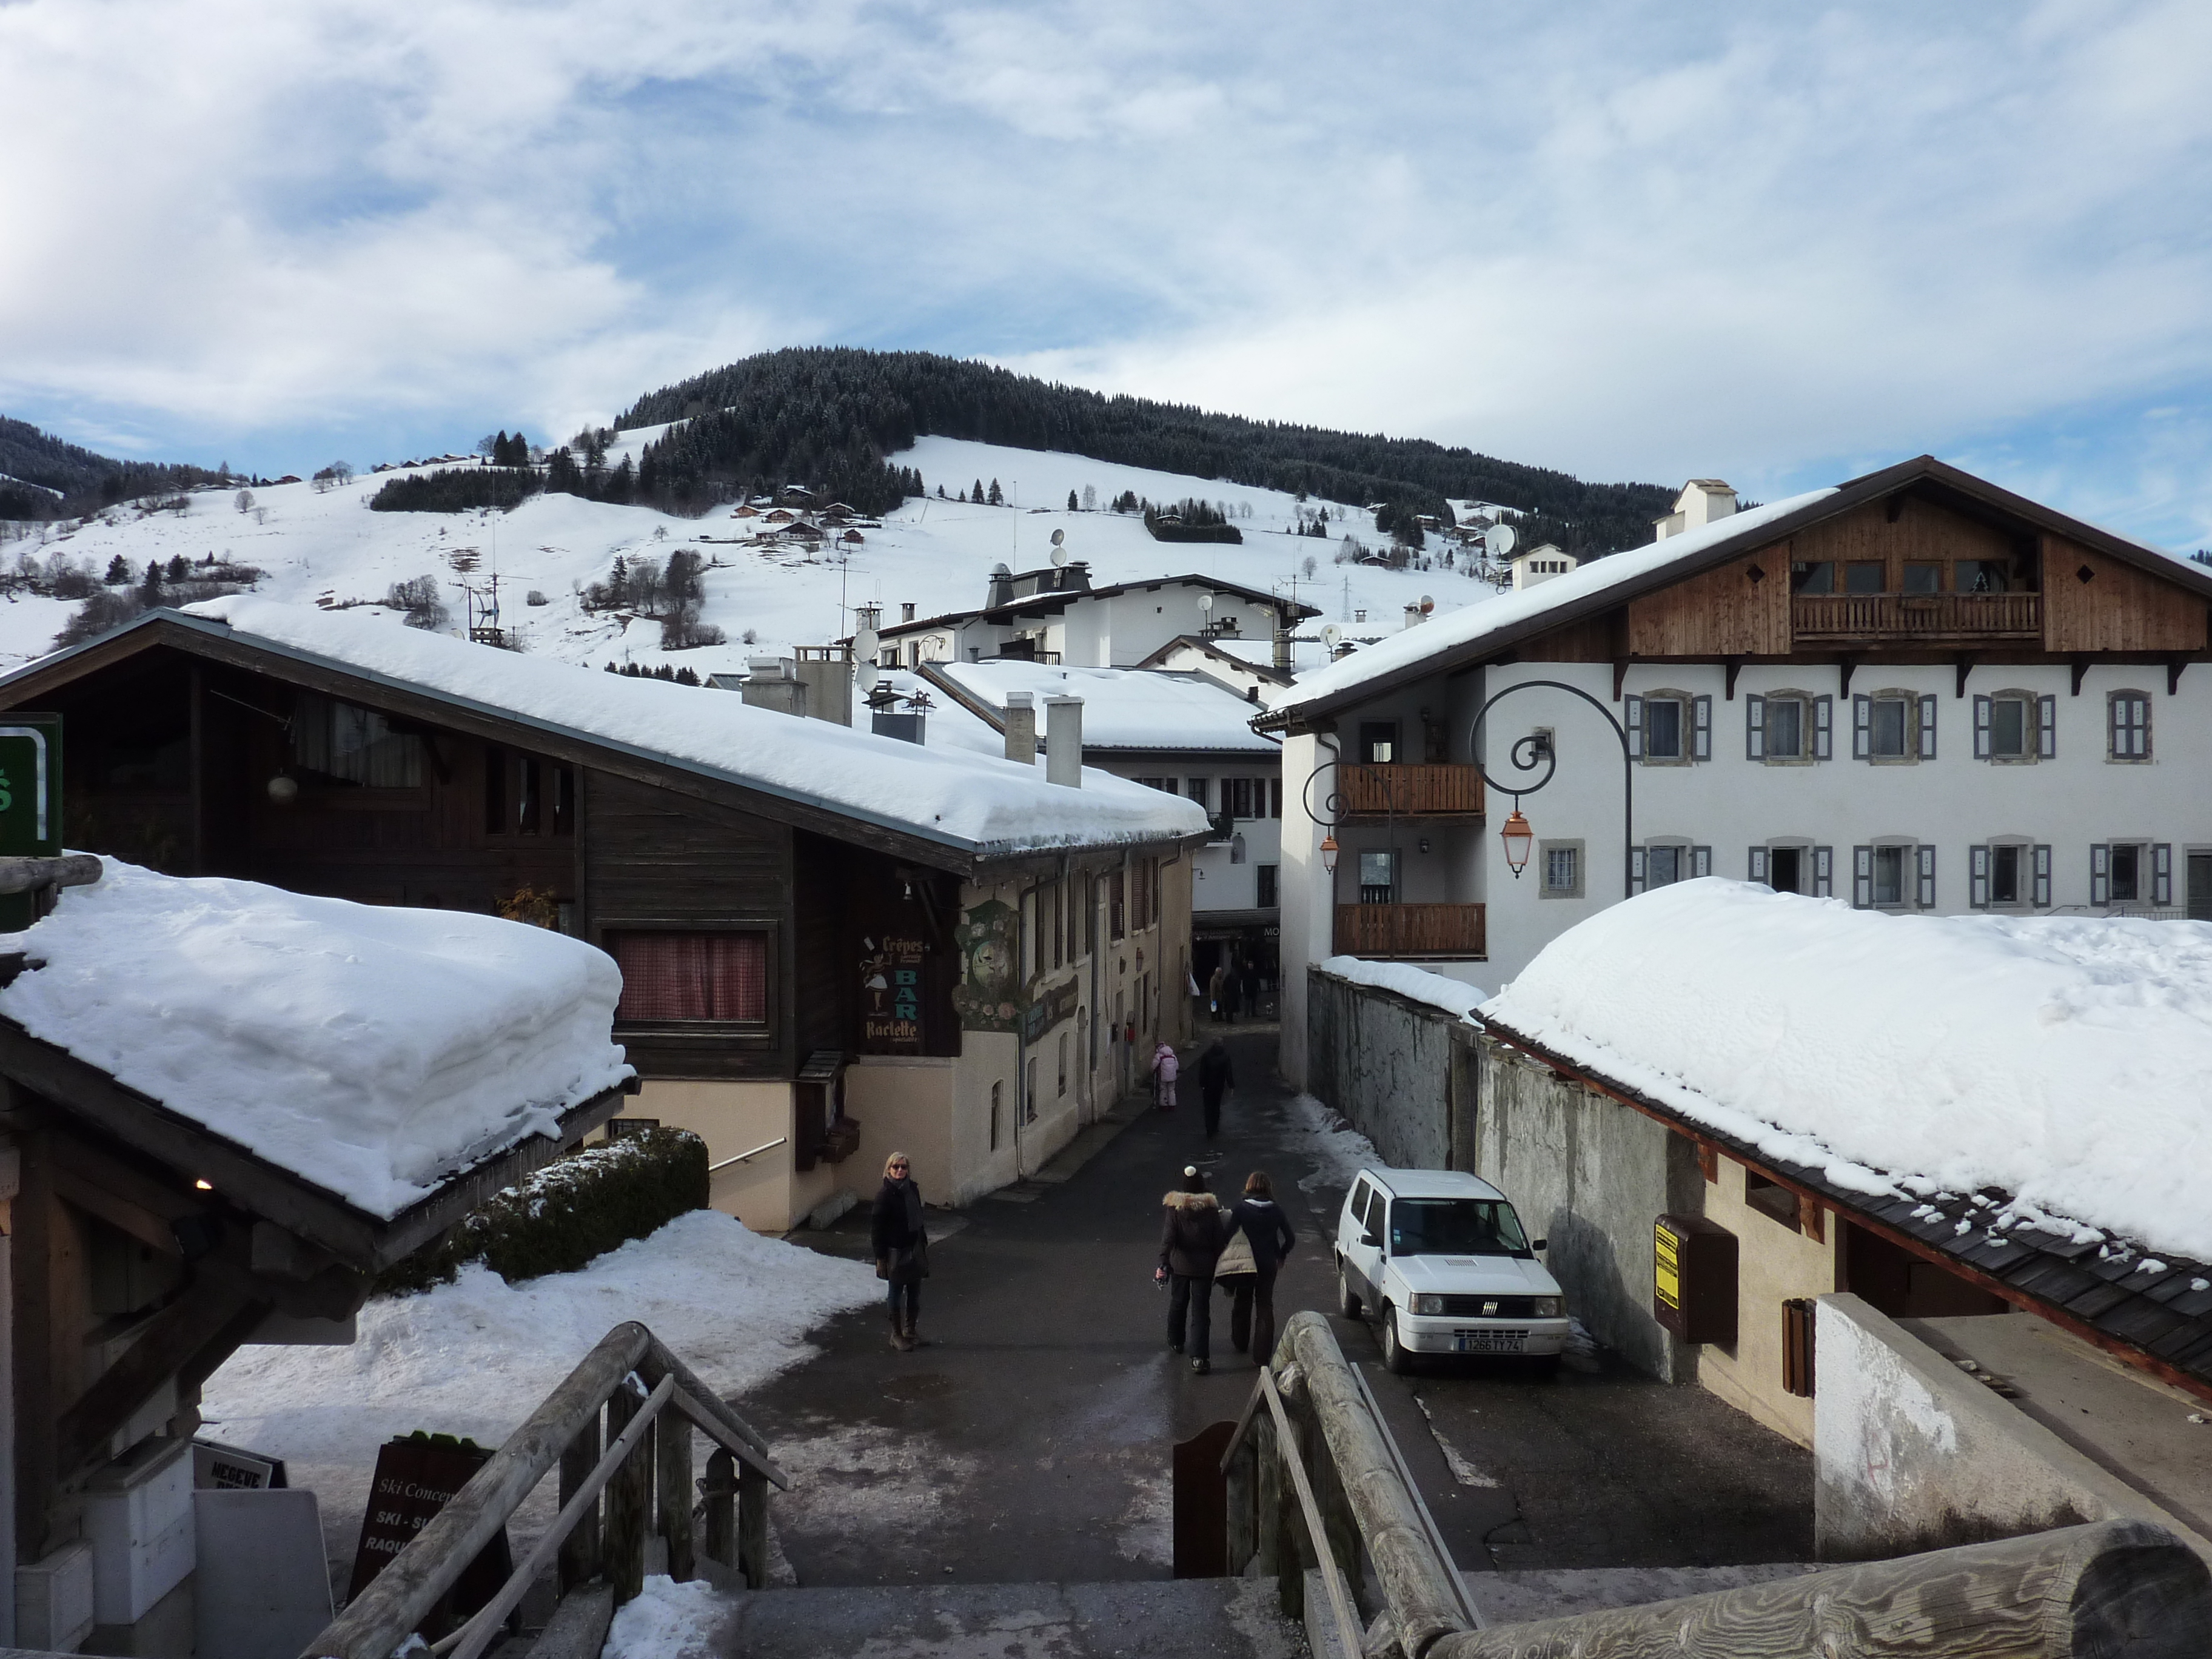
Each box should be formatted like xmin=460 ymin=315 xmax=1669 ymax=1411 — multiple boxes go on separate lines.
xmin=1500 ymin=809 xmax=1534 ymax=878
xmin=1319 ymin=834 xmax=1339 ymax=874
xmin=267 ymin=774 xmax=299 ymax=805
xmin=1418 ymin=837 xmax=1431 ymax=854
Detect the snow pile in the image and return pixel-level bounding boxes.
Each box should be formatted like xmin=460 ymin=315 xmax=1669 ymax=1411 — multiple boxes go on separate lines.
xmin=0 ymin=859 xmax=629 ymax=1218
xmin=936 ymin=661 xmax=1279 ymax=752
xmin=1318 ymin=954 xmax=1485 ymax=1017
xmin=1481 ymin=879 xmax=2212 ymax=1262
xmin=182 ymin=597 xmax=1208 ymax=856
xmin=603 ymin=1575 xmax=731 ymax=1658
xmin=1285 ymin=1091 xmax=1382 ymax=1198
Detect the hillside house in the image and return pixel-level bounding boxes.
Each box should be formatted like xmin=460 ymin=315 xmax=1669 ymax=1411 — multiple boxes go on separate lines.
xmin=0 ymin=600 xmax=1207 ymax=1235
xmin=1129 ymin=634 xmax=1298 ymax=702
xmin=1508 ymin=545 xmax=1578 ymax=589
xmin=1258 ymin=456 xmax=2212 ymax=1087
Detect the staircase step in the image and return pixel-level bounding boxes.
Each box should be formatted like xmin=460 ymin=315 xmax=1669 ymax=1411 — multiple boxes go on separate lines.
xmin=603 ymin=1575 xmax=1307 ymax=1659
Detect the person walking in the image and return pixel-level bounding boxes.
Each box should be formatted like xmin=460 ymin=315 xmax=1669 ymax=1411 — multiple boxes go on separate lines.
xmin=1206 ymin=960 xmax=1228 ymax=1024
xmin=872 ymin=1151 xmax=929 ymax=1352
xmin=1198 ymin=1037 xmax=1235 ymax=1140
xmin=1227 ymin=1171 xmax=1297 ymax=1364
xmin=1150 ymin=1039 xmax=1179 ymax=1111
xmin=1157 ymin=1165 xmax=1228 ymax=1373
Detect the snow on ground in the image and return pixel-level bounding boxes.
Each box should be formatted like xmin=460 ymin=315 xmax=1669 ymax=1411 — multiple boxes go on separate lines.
xmin=604 ymin=1575 xmax=731 ymax=1659
xmin=1284 ymin=1091 xmax=1381 ymax=1198
xmin=1481 ymin=878 xmax=2212 ymax=1263
xmin=1318 ymin=954 xmax=1486 ymax=1018
xmin=0 ymin=435 xmax=1501 ymax=680
xmin=0 ymin=859 xmax=628 ymax=1217
xmin=202 ymin=1209 xmax=879 ymax=1584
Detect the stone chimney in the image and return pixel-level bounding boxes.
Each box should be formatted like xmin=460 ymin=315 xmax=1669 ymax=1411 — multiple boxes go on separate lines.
xmin=1004 ymin=691 xmax=1038 ymax=764
xmin=1403 ymin=603 xmax=1424 ymax=630
xmin=1044 ymin=695 xmax=1083 ymax=788
xmin=740 ymin=656 xmax=806 ymax=718
xmin=1272 ymin=606 xmax=1292 ymax=673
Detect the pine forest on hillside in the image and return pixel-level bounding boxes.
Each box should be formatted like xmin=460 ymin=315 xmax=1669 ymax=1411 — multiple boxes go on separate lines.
xmin=0 ymin=417 xmax=227 ymax=521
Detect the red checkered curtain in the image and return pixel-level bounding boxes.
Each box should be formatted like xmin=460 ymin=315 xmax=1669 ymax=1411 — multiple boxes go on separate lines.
xmin=610 ymin=933 xmax=766 ymax=1023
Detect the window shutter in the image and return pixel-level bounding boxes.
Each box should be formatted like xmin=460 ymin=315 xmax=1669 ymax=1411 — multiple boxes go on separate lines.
xmin=1973 ymin=695 xmax=1992 ymax=760
xmin=1813 ymin=695 xmax=1833 ymax=760
xmin=1692 ymin=695 xmax=1712 ymax=761
xmin=2032 ymin=844 xmax=2051 ymax=907
xmin=1969 ymin=845 xmax=1989 ymax=908
xmin=1624 ymin=695 xmax=1643 ymax=760
xmin=1746 ymin=694 xmax=1765 ymax=760
xmin=1852 ymin=695 xmax=1871 ymax=759
xmin=2154 ymin=843 xmax=2173 ymax=906
xmin=1692 ymin=845 xmax=1711 ymax=877
xmin=1630 ymin=846 xmax=1647 ymax=895
xmin=1748 ymin=846 xmax=1768 ymax=882
xmin=1814 ymin=846 xmax=1834 ymax=898
xmin=2090 ymin=844 xmax=2109 ymax=906
xmin=1852 ymin=845 xmax=1872 ymax=908
xmin=1918 ymin=694 xmax=1937 ymax=760
xmin=1916 ymin=844 xmax=1936 ymax=908
xmin=2037 ymin=694 xmax=2057 ymax=759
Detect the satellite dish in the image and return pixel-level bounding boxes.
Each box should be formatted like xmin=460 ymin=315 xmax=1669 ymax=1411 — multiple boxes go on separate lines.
xmin=1199 ymin=593 xmax=1214 ymax=614
xmin=1050 ymin=528 xmax=1065 ymax=546
xmin=1420 ymin=595 xmax=1435 ymax=615
xmin=1490 ymin=524 xmax=1517 ymax=558
xmin=991 ymin=561 xmax=1013 ymax=577
xmin=855 ymin=626 xmax=880 ymax=660
xmin=1321 ymin=623 xmax=1342 ymax=649
xmin=1050 ymin=529 xmax=1068 ymax=568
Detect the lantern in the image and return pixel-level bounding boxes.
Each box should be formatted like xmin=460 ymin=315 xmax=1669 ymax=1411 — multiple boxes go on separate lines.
xmin=1319 ymin=834 xmax=1340 ymax=874
xmin=1500 ymin=809 xmax=1534 ymax=878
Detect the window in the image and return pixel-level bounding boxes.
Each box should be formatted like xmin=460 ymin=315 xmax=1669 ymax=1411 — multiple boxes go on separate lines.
xmin=1358 ymin=722 xmax=1399 ymax=763
xmin=1853 ymin=843 xmax=1932 ymax=910
xmin=1855 ymin=692 xmax=1935 ymax=762
xmin=608 ymin=932 xmax=768 ymax=1026
xmin=1632 ymin=842 xmax=1709 ymax=893
xmin=1228 ymin=777 xmax=1256 ymax=820
xmin=1109 ymin=870 xmax=1125 ymax=940
xmin=1627 ymin=692 xmax=1711 ymax=763
xmin=293 ymin=692 xmax=423 ymax=787
xmin=1269 ymin=779 xmax=1284 ymax=819
xmin=1956 ymin=559 xmax=2009 ymax=593
xmin=485 ymin=746 xmax=575 ymax=835
xmin=1645 ymin=697 xmax=1683 ymax=759
xmin=1057 ymin=1032 xmax=1068 ymax=1098
xmin=2092 ymin=842 xmax=2170 ymax=907
xmin=1748 ymin=845 xmax=1834 ymax=897
xmin=1358 ymin=850 xmax=1396 ymax=903
xmin=1387 ymin=1198 xmax=1531 ymax=1258
xmin=1025 ymin=1056 xmax=1039 ymax=1123
xmin=1540 ymin=840 xmax=1583 ymax=899
xmin=1791 ymin=561 xmax=1835 ymax=594
xmin=1743 ymin=1171 xmax=1801 ymax=1231
xmin=1844 ymin=561 xmax=1883 ymax=594
xmin=1135 ymin=776 xmax=1172 ymax=793
xmin=1185 ymin=777 xmax=1210 ymax=809
xmin=2109 ymin=692 xmax=2151 ymax=760
xmin=1902 ymin=561 xmax=1943 ymax=594
xmin=1971 ymin=842 xmax=2050 ymax=909
xmin=1872 ymin=845 xmax=1905 ymax=905
xmin=990 ymin=1081 xmax=1002 ymax=1150
xmin=1256 ymin=863 xmax=1278 ymax=908
xmin=1974 ymin=692 xmax=2052 ymax=762
xmin=1746 ymin=692 xmax=1831 ymax=762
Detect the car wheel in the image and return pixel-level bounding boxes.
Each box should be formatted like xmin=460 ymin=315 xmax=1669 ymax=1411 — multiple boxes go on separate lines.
xmin=1338 ymin=1263 xmax=1362 ymax=1319
xmin=1381 ymin=1307 xmax=1412 ymax=1375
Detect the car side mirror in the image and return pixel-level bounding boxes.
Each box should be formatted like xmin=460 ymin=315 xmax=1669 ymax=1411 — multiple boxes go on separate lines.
xmin=1531 ymin=1237 xmax=1548 ymax=1252
xmin=1360 ymin=1231 xmax=1381 ymax=1250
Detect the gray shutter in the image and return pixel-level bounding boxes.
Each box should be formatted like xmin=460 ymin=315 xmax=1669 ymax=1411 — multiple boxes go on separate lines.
xmin=2037 ymin=694 xmax=2057 ymax=759
xmin=1746 ymin=694 xmax=1765 ymax=760
xmin=1916 ymin=844 xmax=1936 ymax=908
xmin=1813 ymin=695 xmax=1832 ymax=760
xmin=1624 ymin=695 xmax=1643 ymax=760
xmin=1692 ymin=845 xmax=1711 ymax=877
xmin=1973 ymin=695 xmax=1992 ymax=760
xmin=1852 ymin=846 xmax=1872 ymax=908
xmin=2090 ymin=844 xmax=2110 ymax=906
xmin=2154 ymin=843 xmax=2173 ymax=907
xmin=1814 ymin=846 xmax=1834 ymax=898
xmin=1692 ymin=695 xmax=1712 ymax=761
xmin=1748 ymin=846 xmax=1768 ymax=882
xmin=2032 ymin=845 xmax=2051 ymax=907
xmin=1630 ymin=846 xmax=1647 ymax=894
xmin=1852 ymin=695 xmax=1871 ymax=759
xmin=1970 ymin=845 xmax=1989 ymax=908
xmin=1918 ymin=694 xmax=1937 ymax=760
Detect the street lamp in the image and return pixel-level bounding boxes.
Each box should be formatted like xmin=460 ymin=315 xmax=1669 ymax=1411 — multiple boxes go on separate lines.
xmin=1468 ymin=680 xmax=1636 ymax=899
xmin=1500 ymin=809 xmax=1533 ymax=877
xmin=1319 ymin=834 xmax=1340 ymax=874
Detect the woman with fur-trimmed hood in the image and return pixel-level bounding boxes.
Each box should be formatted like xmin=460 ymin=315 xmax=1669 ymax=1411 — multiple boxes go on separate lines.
xmin=1158 ymin=1165 xmax=1230 ymax=1374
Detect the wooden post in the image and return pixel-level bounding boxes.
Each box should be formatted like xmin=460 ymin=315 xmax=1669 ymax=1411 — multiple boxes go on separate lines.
xmin=1224 ymin=1433 xmax=1258 ymax=1575
xmin=557 ymin=1407 xmax=602 ymax=1592
xmin=603 ymin=1382 xmax=650 ymax=1605
xmin=1274 ymin=1367 xmax=1310 ymax=1621
xmin=736 ymin=1458 xmax=770 ymax=1589
xmin=700 ymin=1450 xmax=736 ymax=1572
xmin=1253 ymin=1409 xmax=1282 ymax=1587
xmin=655 ymin=1412 xmax=694 ymax=1583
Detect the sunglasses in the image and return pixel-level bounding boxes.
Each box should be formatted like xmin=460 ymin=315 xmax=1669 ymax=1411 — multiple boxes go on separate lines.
xmin=890 ymin=1162 xmax=909 ymax=1170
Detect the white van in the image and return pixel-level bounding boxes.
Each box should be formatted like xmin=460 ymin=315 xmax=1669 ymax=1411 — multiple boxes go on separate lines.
xmin=1334 ymin=1167 xmax=1570 ymax=1373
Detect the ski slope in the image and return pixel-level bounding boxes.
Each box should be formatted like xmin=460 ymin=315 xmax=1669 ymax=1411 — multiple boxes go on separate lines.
xmin=0 ymin=433 xmax=1507 ymax=677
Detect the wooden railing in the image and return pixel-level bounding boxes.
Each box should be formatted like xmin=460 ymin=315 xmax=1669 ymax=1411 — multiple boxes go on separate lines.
xmin=1335 ymin=902 xmax=1485 ymax=958
xmin=1339 ymin=763 xmax=1484 ymax=817
xmin=1793 ymin=592 xmax=2042 ymax=641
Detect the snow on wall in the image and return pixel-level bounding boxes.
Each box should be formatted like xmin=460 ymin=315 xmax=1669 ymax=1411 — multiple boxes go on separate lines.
xmin=936 ymin=660 xmax=1279 ymax=752
xmin=1318 ymin=954 xmax=1486 ymax=1017
xmin=1480 ymin=878 xmax=2212 ymax=1263
xmin=179 ymin=597 xmax=1208 ymax=856
xmin=0 ymin=859 xmax=631 ymax=1218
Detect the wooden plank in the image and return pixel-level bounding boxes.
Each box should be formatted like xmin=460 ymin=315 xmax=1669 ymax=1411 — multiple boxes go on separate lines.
xmin=2043 ymin=535 xmax=2210 ymax=655
xmin=55 ymin=1274 xmax=253 ymax=1476
xmin=1626 ymin=549 xmax=1791 ymax=659
xmin=1333 ymin=903 xmax=1485 ymax=958
xmin=700 ymin=1449 xmax=736 ymax=1571
xmin=736 ymin=1459 xmax=769 ymax=1591
xmin=603 ymin=1382 xmax=649 ymax=1606
xmin=556 ymin=1411 xmax=602 ymax=1594
xmin=655 ymin=1412 xmax=694 ymax=1583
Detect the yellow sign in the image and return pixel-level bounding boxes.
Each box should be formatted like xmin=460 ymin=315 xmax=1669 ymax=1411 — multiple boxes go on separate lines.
xmin=1654 ymin=1221 xmax=1681 ymax=1311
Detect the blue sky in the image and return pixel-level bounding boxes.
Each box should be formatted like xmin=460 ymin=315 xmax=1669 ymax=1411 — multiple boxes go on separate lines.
xmin=4 ymin=1 xmax=2210 ymax=548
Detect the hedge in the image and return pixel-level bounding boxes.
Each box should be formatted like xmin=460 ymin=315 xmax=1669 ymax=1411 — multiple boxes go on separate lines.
xmin=377 ymin=1126 xmax=711 ymax=1296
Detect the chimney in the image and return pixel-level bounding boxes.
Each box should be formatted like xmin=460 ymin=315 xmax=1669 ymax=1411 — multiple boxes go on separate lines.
xmin=740 ymin=656 xmax=806 ymax=718
xmin=1272 ymin=606 xmax=1292 ymax=673
xmin=900 ymin=602 xmax=916 ymax=623
xmin=1044 ymin=695 xmax=1083 ymax=788
xmin=793 ymin=648 xmax=852 ymax=727
xmin=1004 ymin=690 xmax=1037 ymax=764
xmin=1654 ymin=480 xmax=1738 ymax=541
xmin=1403 ymin=603 xmax=1424 ymax=630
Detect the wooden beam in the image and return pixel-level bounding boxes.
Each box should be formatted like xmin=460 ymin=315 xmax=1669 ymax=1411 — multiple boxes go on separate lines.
xmin=1838 ymin=655 xmax=1860 ymax=699
xmin=1955 ymin=657 xmax=1972 ymax=700
xmin=2072 ymin=656 xmax=2091 ymax=696
xmin=1612 ymin=659 xmax=1629 ymax=702
xmin=2169 ymin=657 xmax=2188 ymax=697
xmin=1723 ymin=658 xmax=1743 ymax=702
xmin=54 ymin=1273 xmax=253 ymax=1476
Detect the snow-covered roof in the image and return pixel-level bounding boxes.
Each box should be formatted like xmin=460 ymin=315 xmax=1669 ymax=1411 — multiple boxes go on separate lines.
xmin=0 ymin=860 xmax=631 ymax=1219
xmin=1480 ymin=879 xmax=2212 ymax=1264
xmin=933 ymin=661 xmax=1279 ymax=754
xmin=141 ymin=599 xmax=1208 ymax=861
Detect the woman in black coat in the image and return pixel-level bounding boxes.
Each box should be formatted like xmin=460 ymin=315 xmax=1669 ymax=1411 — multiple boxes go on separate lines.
xmin=1227 ymin=1170 xmax=1297 ymax=1364
xmin=1158 ymin=1165 xmax=1230 ymax=1373
xmin=873 ymin=1151 xmax=928 ymax=1352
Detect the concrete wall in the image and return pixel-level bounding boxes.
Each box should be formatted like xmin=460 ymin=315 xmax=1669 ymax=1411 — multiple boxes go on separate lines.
xmin=1814 ymin=1294 xmax=2212 ymax=1566
xmin=1304 ymin=967 xmax=1460 ymax=1170
xmin=1693 ymin=1159 xmax=1837 ymax=1446
xmin=626 ymin=1079 xmax=809 ymax=1232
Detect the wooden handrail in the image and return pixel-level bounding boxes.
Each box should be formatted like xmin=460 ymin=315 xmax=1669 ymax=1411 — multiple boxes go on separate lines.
xmin=1258 ymin=1367 xmax=1367 ymax=1659
xmin=1348 ymin=1363 xmax=1483 ymax=1632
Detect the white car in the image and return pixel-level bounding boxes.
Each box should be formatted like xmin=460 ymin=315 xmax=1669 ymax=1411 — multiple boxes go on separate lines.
xmin=1334 ymin=1167 xmax=1570 ymax=1373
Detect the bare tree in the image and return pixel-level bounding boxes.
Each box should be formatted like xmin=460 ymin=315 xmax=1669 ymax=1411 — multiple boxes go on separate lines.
xmin=234 ymin=489 xmax=255 ymax=514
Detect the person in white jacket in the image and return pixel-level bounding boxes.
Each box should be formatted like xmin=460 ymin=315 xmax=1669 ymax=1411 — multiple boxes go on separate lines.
xmin=1150 ymin=1041 xmax=1179 ymax=1111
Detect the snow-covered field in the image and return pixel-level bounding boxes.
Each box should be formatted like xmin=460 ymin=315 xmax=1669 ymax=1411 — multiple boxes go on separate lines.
xmin=0 ymin=434 xmax=1503 ymax=677
xmin=201 ymin=1210 xmax=878 ymax=1584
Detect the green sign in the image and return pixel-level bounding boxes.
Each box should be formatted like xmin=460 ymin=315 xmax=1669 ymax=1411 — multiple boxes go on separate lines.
xmin=0 ymin=714 xmax=63 ymax=933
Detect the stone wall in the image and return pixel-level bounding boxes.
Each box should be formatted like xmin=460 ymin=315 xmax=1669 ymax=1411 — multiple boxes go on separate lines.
xmin=1304 ymin=966 xmax=1469 ymax=1170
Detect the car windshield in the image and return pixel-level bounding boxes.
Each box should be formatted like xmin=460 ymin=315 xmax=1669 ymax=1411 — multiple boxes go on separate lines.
xmin=1387 ymin=1198 xmax=1529 ymax=1258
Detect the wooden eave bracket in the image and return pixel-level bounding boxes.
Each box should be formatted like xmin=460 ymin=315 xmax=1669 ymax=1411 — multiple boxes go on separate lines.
xmin=1612 ymin=659 xmax=1629 ymax=702
xmin=1724 ymin=658 xmax=1744 ymax=702
xmin=1838 ymin=655 xmax=1860 ymax=699
xmin=2071 ymin=657 xmax=2091 ymax=697
xmin=1956 ymin=657 xmax=1973 ymax=700
xmin=2168 ymin=656 xmax=2189 ymax=697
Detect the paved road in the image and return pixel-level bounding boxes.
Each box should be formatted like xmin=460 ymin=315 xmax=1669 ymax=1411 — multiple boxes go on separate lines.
xmin=741 ymin=1027 xmax=1810 ymax=1588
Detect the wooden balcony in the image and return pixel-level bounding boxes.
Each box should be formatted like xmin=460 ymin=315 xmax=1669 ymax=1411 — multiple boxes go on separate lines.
xmin=1338 ymin=763 xmax=1485 ymax=819
xmin=1792 ymin=592 xmax=2042 ymax=643
xmin=1333 ymin=902 xmax=1486 ymax=959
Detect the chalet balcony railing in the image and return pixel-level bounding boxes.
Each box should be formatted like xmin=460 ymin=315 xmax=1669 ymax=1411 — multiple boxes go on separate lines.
xmin=1792 ymin=591 xmax=2042 ymax=642
xmin=1338 ymin=763 xmax=1485 ymax=818
xmin=1333 ymin=902 xmax=1486 ymax=959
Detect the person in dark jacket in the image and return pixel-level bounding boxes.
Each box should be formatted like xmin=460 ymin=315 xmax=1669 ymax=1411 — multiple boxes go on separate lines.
xmin=1198 ymin=1038 xmax=1235 ymax=1139
xmin=872 ymin=1151 xmax=929 ymax=1352
xmin=1158 ymin=1165 xmax=1229 ymax=1373
xmin=1226 ymin=1170 xmax=1297 ymax=1364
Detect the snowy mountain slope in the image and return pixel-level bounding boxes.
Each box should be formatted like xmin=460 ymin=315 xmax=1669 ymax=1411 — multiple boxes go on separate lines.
xmin=0 ymin=435 xmax=1503 ymax=678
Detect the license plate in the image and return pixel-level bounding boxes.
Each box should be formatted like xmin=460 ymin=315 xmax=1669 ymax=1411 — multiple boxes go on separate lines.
xmin=1456 ymin=1330 xmax=1526 ymax=1354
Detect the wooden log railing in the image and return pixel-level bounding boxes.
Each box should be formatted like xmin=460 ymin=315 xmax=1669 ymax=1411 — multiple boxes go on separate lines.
xmin=1222 ymin=1312 xmax=2210 ymax=1659
xmin=1339 ymin=763 xmax=1485 ymax=818
xmin=304 ymin=1321 xmax=789 ymax=1659
xmin=1333 ymin=902 xmax=1486 ymax=958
